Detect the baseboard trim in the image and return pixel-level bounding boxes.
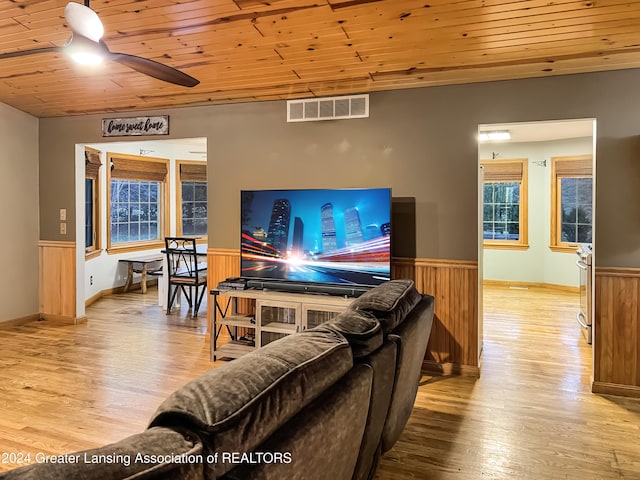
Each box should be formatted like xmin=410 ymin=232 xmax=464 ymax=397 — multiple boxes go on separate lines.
xmin=0 ymin=313 xmax=41 ymax=329
xmin=483 ymin=279 xmax=579 ymax=293
xmin=592 ymin=381 xmax=640 ymax=398
xmin=85 ymin=280 xmax=159 ymax=307
xmin=85 ymin=291 xmax=104 ymax=307
xmin=40 ymin=314 xmax=86 ymax=325
xmin=422 ymin=360 xmax=480 ymax=377
xmin=113 ymin=279 xmax=158 ymax=294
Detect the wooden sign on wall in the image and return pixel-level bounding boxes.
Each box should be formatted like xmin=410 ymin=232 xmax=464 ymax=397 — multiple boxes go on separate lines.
xmin=102 ymin=116 xmax=169 ymax=137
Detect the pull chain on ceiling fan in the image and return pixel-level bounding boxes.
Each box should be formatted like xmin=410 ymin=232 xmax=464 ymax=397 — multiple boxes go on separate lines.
xmin=0 ymin=1 xmax=200 ymax=88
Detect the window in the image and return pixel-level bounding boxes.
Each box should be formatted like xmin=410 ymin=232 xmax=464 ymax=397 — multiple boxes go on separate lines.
xmin=176 ymin=161 xmax=207 ymax=238
xmin=85 ymin=147 xmax=102 ymax=259
xmin=550 ymin=155 xmax=593 ymax=252
xmin=481 ymin=158 xmax=529 ymax=249
xmin=107 ymin=153 xmax=169 ymax=253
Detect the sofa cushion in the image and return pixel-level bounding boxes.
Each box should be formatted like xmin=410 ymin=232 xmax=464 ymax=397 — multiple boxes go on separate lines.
xmin=221 ymin=364 xmax=373 ymax=480
xmin=381 ymin=294 xmax=435 ymax=453
xmin=351 ymin=340 xmax=397 ymax=480
xmin=0 ymin=427 xmax=204 ymax=480
xmin=148 ymin=329 xmax=352 ymax=479
xmin=319 ymin=309 xmax=382 ymax=358
xmin=349 ymin=279 xmax=422 ymax=333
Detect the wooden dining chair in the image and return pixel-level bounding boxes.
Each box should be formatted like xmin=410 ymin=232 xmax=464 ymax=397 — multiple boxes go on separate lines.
xmin=164 ymin=237 xmax=207 ymax=317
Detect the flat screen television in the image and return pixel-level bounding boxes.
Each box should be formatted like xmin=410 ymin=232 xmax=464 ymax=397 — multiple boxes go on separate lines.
xmin=240 ymin=188 xmax=391 ymax=291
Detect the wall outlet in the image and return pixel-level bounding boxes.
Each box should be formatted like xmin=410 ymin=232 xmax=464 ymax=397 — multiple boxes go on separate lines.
xmin=90 ymin=275 xmax=93 ymax=286
xmin=59 ymin=208 xmax=67 ymax=221
xmin=60 ymin=222 xmax=66 ymax=235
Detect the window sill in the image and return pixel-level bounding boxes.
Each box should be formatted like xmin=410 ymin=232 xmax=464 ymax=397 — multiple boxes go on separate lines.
xmin=85 ymin=249 xmax=102 ymax=261
xmin=483 ymin=242 xmax=530 ymax=251
xmin=107 ymin=241 xmax=164 ymax=255
xmin=177 ymin=236 xmax=208 ymax=244
xmin=549 ymin=244 xmax=580 ymax=254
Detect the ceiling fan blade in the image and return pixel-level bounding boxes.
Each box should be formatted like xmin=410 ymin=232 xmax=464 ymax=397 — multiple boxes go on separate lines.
xmin=109 ymin=52 xmax=200 ymax=87
xmin=64 ymin=2 xmax=104 ymax=42
xmin=0 ymin=46 xmax=64 ymax=60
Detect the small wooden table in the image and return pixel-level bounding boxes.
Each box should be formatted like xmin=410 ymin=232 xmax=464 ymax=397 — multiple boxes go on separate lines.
xmin=119 ymin=255 xmax=164 ymax=294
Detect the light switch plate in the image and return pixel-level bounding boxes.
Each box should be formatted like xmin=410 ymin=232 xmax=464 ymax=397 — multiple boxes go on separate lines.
xmin=60 ymin=222 xmax=67 ymax=235
xmin=59 ymin=208 xmax=67 ymax=221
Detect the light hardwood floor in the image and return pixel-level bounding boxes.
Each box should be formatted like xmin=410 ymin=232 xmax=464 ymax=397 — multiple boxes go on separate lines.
xmin=0 ymin=286 xmax=638 ymax=478
xmin=0 ymin=290 xmax=216 ymax=472
xmin=376 ymin=285 xmax=640 ymax=480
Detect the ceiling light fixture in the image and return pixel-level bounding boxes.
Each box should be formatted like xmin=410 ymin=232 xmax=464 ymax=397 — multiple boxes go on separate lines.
xmin=65 ymin=33 xmax=106 ymax=66
xmin=479 ymin=130 xmax=511 ymax=142
xmin=65 ymin=2 xmax=105 ymax=65
xmin=70 ymin=50 xmax=103 ymax=65
xmin=0 ymin=1 xmax=199 ymax=87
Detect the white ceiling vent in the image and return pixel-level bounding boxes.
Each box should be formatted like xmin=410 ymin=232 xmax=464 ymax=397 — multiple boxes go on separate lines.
xmin=287 ymin=94 xmax=369 ymax=122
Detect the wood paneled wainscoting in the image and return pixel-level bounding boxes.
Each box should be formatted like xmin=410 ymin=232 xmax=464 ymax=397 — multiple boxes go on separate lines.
xmin=593 ymin=267 xmax=640 ymax=398
xmin=206 ymin=248 xmax=253 ymax=335
xmin=38 ymin=241 xmax=85 ymax=324
xmin=394 ymin=257 xmax=479 ymax=376
xmin=207 ymin=250 xmax=479 ymax=376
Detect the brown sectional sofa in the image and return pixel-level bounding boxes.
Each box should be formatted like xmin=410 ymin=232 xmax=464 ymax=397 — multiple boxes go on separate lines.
xmin=0 ymin=279 xmax=434 ymax=480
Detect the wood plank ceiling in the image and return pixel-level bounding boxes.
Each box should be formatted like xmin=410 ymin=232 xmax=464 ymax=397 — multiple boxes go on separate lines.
xmin=1 ymin=0 xmax=640 ymax=118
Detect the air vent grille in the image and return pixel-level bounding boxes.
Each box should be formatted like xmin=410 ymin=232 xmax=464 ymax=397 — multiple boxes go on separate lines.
xmin=287 ymin=94 xmax=369 ymax=122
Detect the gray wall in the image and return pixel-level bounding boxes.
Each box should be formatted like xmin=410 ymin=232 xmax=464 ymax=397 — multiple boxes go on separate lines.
xmin=39 ymin=69 xmax=640 ymax=267
xmin=0 ymin=103 xmax=39 ymax=322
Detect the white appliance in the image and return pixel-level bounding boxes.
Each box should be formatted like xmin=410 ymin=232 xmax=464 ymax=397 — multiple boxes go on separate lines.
xmin=576 ymin=244 xmax=592 ymax=344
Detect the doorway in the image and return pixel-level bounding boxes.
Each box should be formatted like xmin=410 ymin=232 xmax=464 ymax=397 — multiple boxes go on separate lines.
xmin=477 ymin=119 xmax=596 ymax=376
xmin=74 ymin=137 xmax=207 ymax=318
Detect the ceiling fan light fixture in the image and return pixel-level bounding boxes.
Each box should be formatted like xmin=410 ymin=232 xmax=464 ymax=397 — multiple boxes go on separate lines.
xmin=70 ymin=51 xmax=103 ymax=65
xmin=0 ymin=0 xmax=200 ymax=88
xmin=65 ymin=34 xmax=106 ymax=66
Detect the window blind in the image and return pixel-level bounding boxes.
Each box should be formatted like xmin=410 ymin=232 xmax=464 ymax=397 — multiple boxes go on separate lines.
xmin=553 ymin=156 xmax=592 ymax=176
xmin=180 ymin=163 xmax=207 ymax=183
xmin=110 ymin=155 xmax=168 ymax=182
xmin=85 ymin=148 xmax=102 ymax=180
xmin=481 ymin=159 xmax=525 ymax=182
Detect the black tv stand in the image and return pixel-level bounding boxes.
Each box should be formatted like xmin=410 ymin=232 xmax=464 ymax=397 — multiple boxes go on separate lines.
xmin=245 ymin=279 xmax=372 ymax=298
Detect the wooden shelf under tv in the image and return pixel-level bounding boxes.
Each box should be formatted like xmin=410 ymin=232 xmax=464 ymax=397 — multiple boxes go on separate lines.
xmin=215 ymin=341 xmax=255 ymax=360
xmin=218 ymin=314 xmax=255 ymax=329
xmin=260 ymin=322 xmax=297 ymax=334
xmin=210 ymin=288 xmax=355 ymax=361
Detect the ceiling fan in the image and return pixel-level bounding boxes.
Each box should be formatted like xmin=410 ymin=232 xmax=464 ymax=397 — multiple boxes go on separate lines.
xmin=0 ymin=0 xmax=199 ymax=87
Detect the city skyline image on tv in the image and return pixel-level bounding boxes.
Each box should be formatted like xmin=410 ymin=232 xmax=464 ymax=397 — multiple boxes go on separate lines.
xmin=241 ymin=188 xmax=391 ymax=286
